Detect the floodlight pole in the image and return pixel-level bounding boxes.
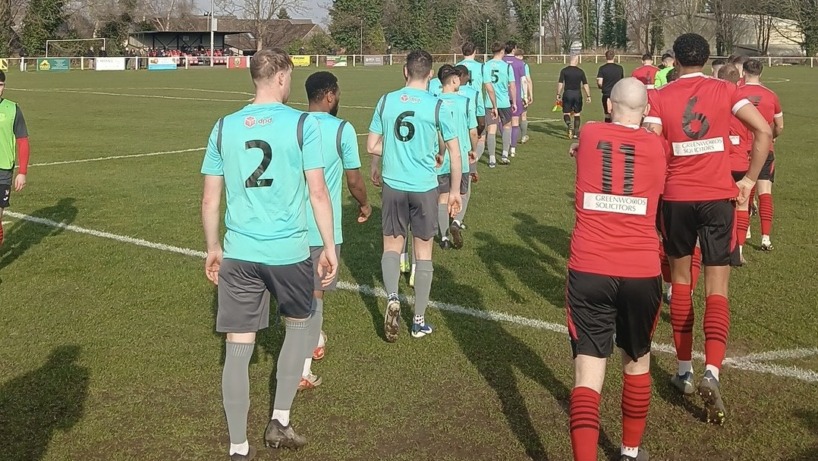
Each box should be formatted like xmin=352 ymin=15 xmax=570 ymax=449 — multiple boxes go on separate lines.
xmin=538 ymin=0 xmax=543 ymax=59
xmin=360 ymin=18 xmax=364 ymax=57
xmin=210 ymin=0 xmax=215 ymax=67
xmin=485 ymin=20 xmax=489 ymax=59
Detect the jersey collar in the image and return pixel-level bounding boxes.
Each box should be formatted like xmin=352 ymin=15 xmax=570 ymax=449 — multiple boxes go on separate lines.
xmin=612 ymin=122 xmax=640 ymax=129
xmin=679 ymin=72 xmax=705 ymax=79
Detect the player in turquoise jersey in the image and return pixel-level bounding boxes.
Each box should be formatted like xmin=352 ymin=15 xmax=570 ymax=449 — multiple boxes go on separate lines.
xmin=0 ymin=70 xmax=31 ymax=248
xmin=516 ymin=49 xmax=534 ymax=144
xmin=457 ymin=42 xmax=487 ymax=159
xmin=428 ymin=77 xmax=443 ymax=97
xmin=482 ymin=41 xmax=517 ymax=167
xmin=299 ymin=71 xmax=371 ymax=391
xmin=454 ymin=64 xmax=480 ymax=228
xmin=368 ymin=50 xmax=463 ymax=342
xmin=201 ymin=49 xmax=337 ymax=458
xmin=436 ymin=65 xmax=477 ymax=250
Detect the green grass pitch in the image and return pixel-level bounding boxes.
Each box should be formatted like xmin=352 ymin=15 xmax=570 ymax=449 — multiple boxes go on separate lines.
xmin=0 ymin=63 xmax=817 ymax=460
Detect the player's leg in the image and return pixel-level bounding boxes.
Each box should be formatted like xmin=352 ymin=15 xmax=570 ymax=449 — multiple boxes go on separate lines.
xmin=500 ymin=110 xmax=512 ymax=164
xmin=758 ymin=155 xmax=775 ymax=250
xmin=451 ymin=176 xmax=470 ymax=249
xmin=437 ymin=176 xmax=452 ymax=249
xmin=408 ymin=188 xmax=439 ymax=338
xmin=381 ymin=183 xmax=409 ymax=342
xmin=662 ymin=201 xmax=698 ymax=394
xmin=485 ymin=110 xmax=499 ymax=168
xmin=567 ymin=270 xmax=617 ymax=461
xmin=571 ymin=94 xmax=584 ymax=139
xmin=520 ymin=110 xmax=530 ymax=144
xmin=217 ymin=259 xmax=268 ymax=458
xmin=0 ymin=170 xmax=11 ymax=246
xmin=563 ymin=93 xmax=575 ymax=138
xmin=475 ymin=115 xmax=487 ymax=162
xmin=696 ymin=200 xmax=735 ymax=425
xmin=732 ymin=171 xmax=750 ymax=263
xmin=264 ymin=259 xmax=314 ymax=449
xmin=510 ymin=112 xmax=521 ymax=157
xmin=299 ymin=246 xmax=337 ymax=390
xmin=616 ymin=275 xmax=662 ymax=461
xmin=602 ymin=95 xmax=612 ymax=123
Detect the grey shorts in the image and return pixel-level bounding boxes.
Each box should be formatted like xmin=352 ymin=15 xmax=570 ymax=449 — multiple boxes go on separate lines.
xmin=486 ymin=107 xmax=513 ymax=126
xmin=437 ymin=174 xmax=469 ymax=195
xmin=310 ymin=245 xmax=341 ymax=291
xmin=382 ymin=182 xmax=438 ymax=240
xmin=0 ymin=169 xmax=11 ymax=208
xmin=216 ymin=257 xmax=313 ymax=333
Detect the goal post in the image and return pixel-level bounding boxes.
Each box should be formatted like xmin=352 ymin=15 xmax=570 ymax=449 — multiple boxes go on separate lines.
xmin=45 ymin=38 xmax=107 ymax=57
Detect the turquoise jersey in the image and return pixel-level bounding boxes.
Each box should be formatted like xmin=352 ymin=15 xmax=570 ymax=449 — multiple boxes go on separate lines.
xmin=483 ymin=58 xmax=514 ymax=109
xmin=437 ymin=92 xmax=474 ymax=175
xmin=305 ymin=112 xmax=361 ymax=248
xmin=457 ymin=86 xmax=480 ymax=131
xmin=201 ymin=103 xmax=323 ymax=266
xmin=457 ymin=58 xmax=486 ymax=116
xmin=369 ymin=87 xmax=457 ymax=192
xmin=522 ymin=63 xmax=531 ymax=101
xmin=428 ymin=78 xmax=443 ymax=97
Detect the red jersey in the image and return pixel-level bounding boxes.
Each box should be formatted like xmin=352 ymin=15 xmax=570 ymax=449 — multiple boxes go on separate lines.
xmin=736 ymin=82 xmax=782 ymax=152
xmin=569 ymin=122 xmax=669 ymax=278
xmin=632 ymin=65 xmax=659 ymax=89
xmin=728 ymin=115 xmax=750 ymax=172
xmin=644 ymin=73 xmax=750 ymax=201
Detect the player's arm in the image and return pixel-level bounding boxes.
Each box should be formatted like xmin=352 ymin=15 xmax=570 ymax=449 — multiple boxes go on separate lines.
xmin=642 ymin=92 xmax=663 ymax=136
xmin=582 ymin=73 xmax=591 ymax=101
xmin=507 ymin=65 xmax=517 ymax=110
xmin=596 ymin=67 xmax=604 ymax=89
xmin=301 ymin=117 xmax=337 ymax=283
xmin=200 ymin=120 xmax=225 ymax=285
xmin=341 ymin=123 xmax=371 ymax=222
xmin=438 ymin=109 xmax=462 ymax=216
xmin=773 ymin=97 xmax=784 ymax=138
xmin=13 ymin=106 xmax=29 ymax=192
xmin=557 ymin=69 xmax=565 ymax=99
xmin=367 ymin=97 xmax=385 ymax=186
xmin=735 ymin=101 xmax=773 ymax=194
xmin=483 ymin=82 xmax=498 ymax=112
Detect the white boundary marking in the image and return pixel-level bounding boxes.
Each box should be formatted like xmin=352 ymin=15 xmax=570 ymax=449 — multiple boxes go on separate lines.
xmin=4 ymin=211 xmax=817 ymax=383
xmin=29 ymin=148 xmax=204 ymax=167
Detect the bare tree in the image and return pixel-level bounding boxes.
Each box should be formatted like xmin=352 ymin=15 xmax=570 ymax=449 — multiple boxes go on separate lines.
xmin=217 ymin=0 xmax=306 ymax=50
xmin=545 ymin=0 xmax=578 ymax=53
xmin=754 ymin=12 xmax=774 ymax=54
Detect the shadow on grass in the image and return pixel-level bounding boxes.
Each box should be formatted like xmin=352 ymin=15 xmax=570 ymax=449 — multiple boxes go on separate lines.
xmin=0 ymin=198 xmax=78 ymax=275
xmin=649 ymin=355 xmax=705 ymax=422
xmin=0 ymin=345 xmax=90 ymax=461
xmin=435 ymin=265 xmax=618 ymax=460
xmin=786 ymin=409 xmax=818 ymax=460
xmin=529 ymin=120 xmax=569 ymax=140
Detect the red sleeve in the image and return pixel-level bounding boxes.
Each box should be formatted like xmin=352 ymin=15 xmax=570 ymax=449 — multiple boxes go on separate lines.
xmin=17 ymin=137 xmax=30 ymax=174
xmin=728 ymin=82 xmax=749 ymax=115
xmin=774 ymin=94 xmax=782 ymax=116
xmin=644 ymin=90 xmax=662 ymax=125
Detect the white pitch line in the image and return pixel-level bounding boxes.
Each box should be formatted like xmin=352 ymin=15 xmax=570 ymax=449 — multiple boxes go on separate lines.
xmin=4 ymin=211 xmax=818 ymax=383
xmin=29 ymin=148 xmax=205 ymax=167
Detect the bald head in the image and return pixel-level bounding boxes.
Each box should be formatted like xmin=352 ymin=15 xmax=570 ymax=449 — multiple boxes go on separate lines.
xmin=609 ymin=77 xmax=648 ymax=123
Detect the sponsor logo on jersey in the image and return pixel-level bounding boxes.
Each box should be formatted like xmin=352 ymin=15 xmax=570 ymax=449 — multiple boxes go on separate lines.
xmin=583 ymin=193 xmax=648 ymax=215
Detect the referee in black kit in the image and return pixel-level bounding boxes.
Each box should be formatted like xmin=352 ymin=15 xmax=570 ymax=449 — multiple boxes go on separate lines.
xmin=596 ymin=50 xmax=624 ymax=123
xmin=557 ymin=54 xmax=591 ymax=139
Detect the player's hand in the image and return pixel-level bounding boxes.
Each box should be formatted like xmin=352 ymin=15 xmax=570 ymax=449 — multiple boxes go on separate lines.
xmin=468 ymin=151 xmax=477 ymax=163
xmin=491 ymin=108 xmax=498 ymax=119
xmin=556 ymin=94 xmax=562 ymax=101
xmin=470 ymin=172 xmax=479 ymax=183
xmin=317 ymin=247 xmax=338 ymax=287
xmin=512 ymin=103 xmax=518 ymax=113
xmin=448 ymin=194 xmax=462 ymax=218
xmin=527 ymin=97 xmax=533 ymax=106
xmin=736 ymin=176 xmax=756 ymax=205
xmin=569 ymin=142 xmax=579 ymax=158
xmin=13 ymin=174 xmax=26 ymax=192
xmin=205 ymin=248 xmax=223 ymax=285
xmin=370 ymin=162 xmax=381 ymax=187
xmin=435 ymin=154 xmax=444 ymax=168
xmin=357 ymin=203 xmax=372 ymax=223
xmin=586 ymin=96 xmax=592 ymax=103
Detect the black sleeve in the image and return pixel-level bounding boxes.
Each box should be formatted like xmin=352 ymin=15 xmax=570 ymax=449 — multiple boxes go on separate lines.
xmin=559 ymin=68 xmax=565 ymax=83
xmin=597 ymin=66 xmax=604 ymax=79
xmin=13 ymin=106 xmax=28 ymax=138
xmin=581 ymin=71 xmax=588 ymax=85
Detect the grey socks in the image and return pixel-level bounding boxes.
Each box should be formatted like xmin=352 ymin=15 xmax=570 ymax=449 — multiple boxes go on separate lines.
xmin=274 ymin=318 xmax=310 ymax=412
xmin=223 ymin=341 xmax=254 ymax=444
xmin=381 ymin=251 xmax=401 ymax=295
xmin=305 ymin=298 xmax=323 ymax=359
xmin=438 ymin=203 xmax=450 ymax=240
xmin=502 ymin=127 xmax=512 ymax=155
xmin=487 ymin=133 xmax=497 ymax=161
xmin=413 ymin=260 xmax=434 ymax=317
xmin=455 ymin=181 xmax=470 ymax=223
xmin=521 ymin=120 xmax=529 ymax=139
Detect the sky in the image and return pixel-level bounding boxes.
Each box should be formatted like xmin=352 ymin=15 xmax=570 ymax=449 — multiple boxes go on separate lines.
xmin=194 ymin=1 xmax=330 ymax=26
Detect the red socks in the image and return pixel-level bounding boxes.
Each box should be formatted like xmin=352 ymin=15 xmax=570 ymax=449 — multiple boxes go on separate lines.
xmin=690 ymin=247 xmax=702 ymax=292
xmin=670 ymin=283 xmax=693 ymax=361
xmin=622 ymin=373 xmax=652 ymax=450
xmin=570 ymin=386 xmax=601 ymax=461
xmin=736 ymin=211 xmax=750 ymax=246
xmin=704 ymin=295 xmax=730 ymax=369
xmin=759 ymin=193 xmax=773 ymax=236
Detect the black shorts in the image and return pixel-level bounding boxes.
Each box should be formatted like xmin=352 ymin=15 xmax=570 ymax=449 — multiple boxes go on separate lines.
xmin=216 ymin=257 xmax=314 ymax=333
xmin=566 ymin=270 xmax=662 ymax=361
xmin=381 ymin=182 xmax=438 ymax=240
xmin=602 ymin=94 xmax=611 ymax=115
xmin=759 ymin=153 xmax=775 ymax=182
xmin=661 ymin=200 xmax=735 ymax=266
xmin=563 ymin=90 xmax=583 ymax=114
xmin=437 ymin=174 xmax=469 ymax=195
xmin=731 ymin=170 xmax=747 ymax=182
xmin=0 ymin=169 xmax=11 ymax=208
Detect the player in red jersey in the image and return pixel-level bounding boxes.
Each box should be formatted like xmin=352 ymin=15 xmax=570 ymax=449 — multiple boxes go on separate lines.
xmin=567 ymin=78 xmax=668 ymax=461
xmin=631 ymin=53 xmax=658 ymax=89
xmin=729 ymin=55 xmax=748 ymax=85
xmin=737 ymin=59 xmax=784 ymax=251
xmin=643 ymin=33 xmax=772 ymax=425
xmin=718 ymin=64 xmax=752 ymax=264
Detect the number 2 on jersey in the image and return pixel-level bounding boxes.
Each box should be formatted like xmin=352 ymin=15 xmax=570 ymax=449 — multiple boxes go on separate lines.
xmin=244 ymin=140 xmax=273 ymax=188
xmin=394 ymin=111 xmax=415 ymax=142
xmin=597 ymin=141 xmax=636 ymax=196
